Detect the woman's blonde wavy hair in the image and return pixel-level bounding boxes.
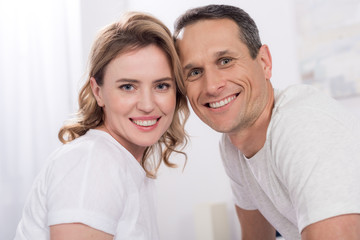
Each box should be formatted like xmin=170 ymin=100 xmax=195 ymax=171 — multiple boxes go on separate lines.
xmin=58 ymin=12 xmax=189 ymax=178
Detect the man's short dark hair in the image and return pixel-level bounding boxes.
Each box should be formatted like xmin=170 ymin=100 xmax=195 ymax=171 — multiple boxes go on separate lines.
xmin=174 ymin=4 xmax=262 ymax=59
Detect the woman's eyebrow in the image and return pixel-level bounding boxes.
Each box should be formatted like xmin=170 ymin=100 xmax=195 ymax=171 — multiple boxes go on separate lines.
xmin=153 ymin=77 xmax=173 ymax=83
xmin=115 ymin=78 xmax=139 ymax=83
xmin=115 ymin=78 xmax=173 ymax=84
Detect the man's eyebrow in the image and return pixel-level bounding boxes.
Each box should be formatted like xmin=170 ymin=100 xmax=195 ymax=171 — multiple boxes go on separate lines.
xmin=183 ymin=63 xmax=194 ymax=71
xmin=183 ymin=50 xmax=236 ymax=71
xmin=214 ymin=49 xmax=234 ymax=58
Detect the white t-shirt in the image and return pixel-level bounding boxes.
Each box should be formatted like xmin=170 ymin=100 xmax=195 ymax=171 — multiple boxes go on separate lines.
xmin=14 ymin=129 xmax=159 ymax=240
xmin=220 ymin=85 xmax=360 ymax=240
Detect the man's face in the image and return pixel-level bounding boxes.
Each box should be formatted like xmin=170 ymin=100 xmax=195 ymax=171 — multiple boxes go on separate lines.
xmin=176 ymin=18 xmax=272 ymax=134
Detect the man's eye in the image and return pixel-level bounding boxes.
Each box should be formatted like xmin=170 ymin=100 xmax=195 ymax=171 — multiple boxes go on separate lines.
xmin=219 ymin=58 xmax=232 ymax=65
xmin=120 ymin=84 xmax=134 ymax=91
xmin=188 ymin=69 xmax=202 ymax=77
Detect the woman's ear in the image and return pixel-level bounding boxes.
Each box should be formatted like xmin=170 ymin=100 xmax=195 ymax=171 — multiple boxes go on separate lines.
xmin=258 ymin=44 xmax=272 ymax=80
xmin=90 ymin=77 xmax=104 ymax=107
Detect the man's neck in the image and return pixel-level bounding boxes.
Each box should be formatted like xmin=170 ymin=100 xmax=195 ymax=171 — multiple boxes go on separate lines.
xmin=228 ymin=83 xmax=274 ymax=158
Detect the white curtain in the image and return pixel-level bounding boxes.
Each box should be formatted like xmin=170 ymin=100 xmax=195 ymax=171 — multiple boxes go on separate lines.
xmin=0 ymin=0 xmax=83 ymax=238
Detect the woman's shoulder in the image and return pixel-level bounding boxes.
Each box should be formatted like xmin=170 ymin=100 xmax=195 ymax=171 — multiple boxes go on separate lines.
xmin=45 ymin=129 xmax=138 ymax=182
xmin=54 ymin=129 xmax=131 ymax=162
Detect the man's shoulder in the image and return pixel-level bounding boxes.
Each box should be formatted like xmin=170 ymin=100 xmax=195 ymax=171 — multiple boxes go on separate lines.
xmin=273 ymin=84 xmax=356 ymax=123
xmin=272 ymin=84 xmax=351 ymax=124
xmin=274 ymin=84 xmax=325 ymax=110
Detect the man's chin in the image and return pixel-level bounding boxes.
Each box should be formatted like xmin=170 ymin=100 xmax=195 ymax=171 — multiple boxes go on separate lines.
xmin=207 ymin=122 xmax=234 ymax=133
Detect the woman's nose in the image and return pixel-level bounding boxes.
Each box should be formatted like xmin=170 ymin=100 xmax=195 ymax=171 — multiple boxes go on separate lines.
xmin=136 ymin=90 xmax=155 ymax=113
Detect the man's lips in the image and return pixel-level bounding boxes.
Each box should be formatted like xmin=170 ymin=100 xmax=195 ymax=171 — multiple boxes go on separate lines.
xmin=205 ymin=93 xmax=239 ymax=109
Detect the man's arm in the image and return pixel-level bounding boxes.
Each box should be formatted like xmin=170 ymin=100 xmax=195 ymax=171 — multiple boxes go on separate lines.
xmin=50 ymin=223 xmax=113 ymax=240
xmin=235 ymin=205 xmax=276 ymax=240
xmin=301 ymin=214 xmax=360 ymax=240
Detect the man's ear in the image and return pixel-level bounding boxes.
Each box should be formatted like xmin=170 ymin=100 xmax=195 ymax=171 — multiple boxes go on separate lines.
xmin=90 ymin=77 xmax=104 ymax=107
xmin=258 ymin=44 xmax=272 ymax=80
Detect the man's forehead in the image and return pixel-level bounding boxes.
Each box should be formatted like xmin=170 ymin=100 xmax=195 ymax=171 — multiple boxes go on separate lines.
xmin=175 ymin=22 xmax=200 ymax=42
xmin=177 ymin=18 xmax=238 ymax=40
xmin=176 ymin=19 xmax=239 ymax=52
xmin=175 ymin=27 xmax=185 ymax=40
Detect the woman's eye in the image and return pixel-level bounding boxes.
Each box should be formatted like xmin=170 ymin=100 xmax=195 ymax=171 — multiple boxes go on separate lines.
xmin=156 ymin=83 xmax=170 ymax=90
xmin=120 ymin=84 xmax=134 ymax=91
xmin=219 ymin=58 xmax=232 ymax=65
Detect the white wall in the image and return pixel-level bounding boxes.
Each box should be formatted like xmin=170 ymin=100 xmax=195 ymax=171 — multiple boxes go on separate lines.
xmin=80 ymin=1 xmax=360 ymax=239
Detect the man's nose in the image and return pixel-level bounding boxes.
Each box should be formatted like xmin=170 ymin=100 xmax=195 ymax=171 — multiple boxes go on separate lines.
xmin=204 ymin=69 xmax=226 ymax=96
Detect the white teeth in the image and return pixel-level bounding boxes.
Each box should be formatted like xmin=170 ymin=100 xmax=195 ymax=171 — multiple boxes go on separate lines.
xmin=209 ymin=95 xmax=236 ymax=109
xmin=132 ymin=119 xmax=157 ymax=126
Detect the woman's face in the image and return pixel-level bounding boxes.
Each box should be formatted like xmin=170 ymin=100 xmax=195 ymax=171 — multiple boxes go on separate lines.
xmin=91 ymin=44 xmax=176 ymax=161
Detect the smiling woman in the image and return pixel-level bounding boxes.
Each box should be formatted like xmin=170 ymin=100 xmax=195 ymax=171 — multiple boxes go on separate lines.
xmin=90 ymin=44 xmax=177 ymax=161
xmin=14 ymin=11 xmax=189 ymax=240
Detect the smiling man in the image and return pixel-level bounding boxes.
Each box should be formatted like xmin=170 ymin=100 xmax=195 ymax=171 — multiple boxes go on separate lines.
xmin=174 ymin=4 xmax=360 ymax=240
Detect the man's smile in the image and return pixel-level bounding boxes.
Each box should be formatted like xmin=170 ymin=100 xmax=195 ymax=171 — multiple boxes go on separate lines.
xmin=206 ymin=93 xmax=239 ymax=109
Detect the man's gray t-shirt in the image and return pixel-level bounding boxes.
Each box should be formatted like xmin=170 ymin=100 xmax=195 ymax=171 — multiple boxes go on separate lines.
xmin=220 ymin=84 xmax=360 ymax=239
